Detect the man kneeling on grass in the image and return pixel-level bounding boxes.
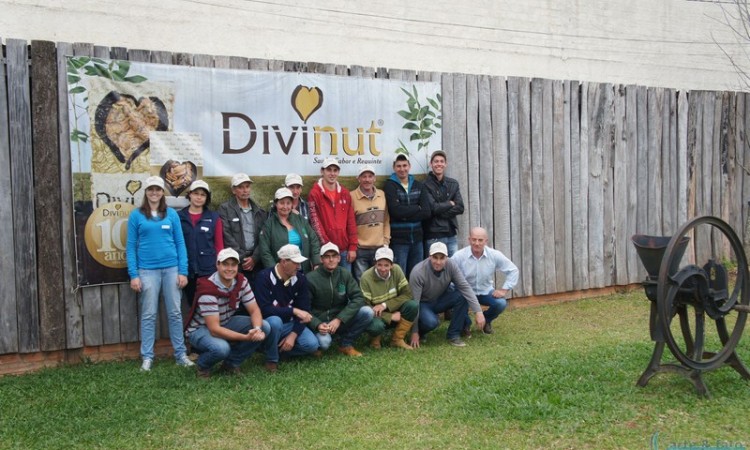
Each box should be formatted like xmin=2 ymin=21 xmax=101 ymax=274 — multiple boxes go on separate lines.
xmin=185 ymin=248 xmax=273 ymax=378
xmin=409 ymin=242 xmax=485 ymax=348
xmin=360 ymin=247 xmax=418 ymax=350
xmin=307 ymin=242 xmax=374 ymax=356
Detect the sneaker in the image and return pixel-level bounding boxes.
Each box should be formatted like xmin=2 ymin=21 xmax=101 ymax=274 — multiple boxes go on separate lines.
xmin=448 ymin=337 xmax=467 ymax=347
xmin=338 ymin=346 xmax=363 ymax=357
xmin=176 ymin=355 xmax=195 ymax=367
xmin=140 ymin=358 xmax=153 ymax=372
xmin=482 ymin=322 xmax=494 ymax=335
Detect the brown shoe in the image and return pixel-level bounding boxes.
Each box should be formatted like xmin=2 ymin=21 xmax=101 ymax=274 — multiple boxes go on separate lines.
xmin=196 ymin=367 xmax=212 ymax=379
xmin=369 ymin=335 xmax=382 ymax=349
xmin=461 ymin=327 xmax=472 ymax=339
xmin=338 ymin=346 xmax=363 ymax=357
xmin=312 ymin=350 xmax=323 ymax=358
xmin=219 ymin=363 xmax=241 ymax=376
xmin=391 ymin=339 xmax=413 ymax=350
xmin=264 ymin=361 xmax=278 ymax=373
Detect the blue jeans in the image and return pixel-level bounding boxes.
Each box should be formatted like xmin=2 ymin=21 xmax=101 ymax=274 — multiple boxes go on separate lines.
xmin=391 ymin=242 xmax=423 ymax=278
xmin=352 ymin=247 xmax=377 ymax=282
xmin=138 ymin=267 xmax=187 ymax=361
xmin=464 ymin=293 xmax=507 ymax=328
xmin=339 ymin=250 xmax=352 ymax=273
xmin=316 ymin=306 xmax=374 ymax=349
xmin=188 ymin=316 xmax=271 ymax=369
xmin=417 ymin=289 xmax=470 ymax=340
xmin=424 ymin=236 xmax=458 ymax=257
xmin=265 ymin=316 xmax=319 ymax=362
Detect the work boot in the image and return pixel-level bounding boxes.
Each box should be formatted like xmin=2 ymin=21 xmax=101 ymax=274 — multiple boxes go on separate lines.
xmin=369 ymin=335 xmax=382 ymax=349
xmin=338 ymin=346 xmax=363 ymax=357
xmin=390 ymin=319 xmax=414 ymax=350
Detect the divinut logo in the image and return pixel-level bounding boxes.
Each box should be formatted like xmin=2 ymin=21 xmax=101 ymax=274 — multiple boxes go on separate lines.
xmin=221 ymin=84 xmax=383 ymax=157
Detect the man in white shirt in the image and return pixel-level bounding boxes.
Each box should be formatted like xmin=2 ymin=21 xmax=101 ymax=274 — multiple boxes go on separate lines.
xmin=452 ymin=227 xmax=519 ymax=335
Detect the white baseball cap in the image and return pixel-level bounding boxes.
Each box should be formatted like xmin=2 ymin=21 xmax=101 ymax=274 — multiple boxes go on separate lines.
xmin=320 ymin=242 xmax=340 ymax=256
xmin=392 ymin=153 xmax=409 ymax=164
xmin=429 ymin=242 xmax=449 ymax=256
xmin=217 ymin=248 xmax=240 ymax=263
xmin=274 ymin=187 xmax=294 ymax=201
xmin=374 ymin=247 xmax=394 ymax=262
xmin=430 ymin=150 xmax=447 ymax=162
xmin=145 ymin=176 xmax=164 ymax=190
xmin=188 ymin=179 xmax=210 ymax=193
xmin=277 ymin=244 xmax=308 ymax=263
xmin=358 ymin=165 xmax=376 ymax=177
xmin=231 ymin=173 xmax=253 ymax=187
xmin=285 ymin=173 xmax=303 ymax=187
xmin=321 ymin=157 xmax=340 ymax=169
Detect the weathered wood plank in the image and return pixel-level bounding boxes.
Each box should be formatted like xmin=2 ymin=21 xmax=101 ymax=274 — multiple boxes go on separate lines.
xmin=685 ymin=91 xmax=702 ymax=265
xmin=464 ymin=74 xmax=480 ymax=243
xmin=677 ymin=90 xmax=690 ymax=231
xmin=647 ymin=88 xmax=664 ymax=235
xmin=173 ymin=52 xmax=193 ymax=66
xmin=506 ymin=77 xmax=523 ymax=296
xmin=743 ymin=93 xmax=750 ymax=249
xmin=614 ymin=85 xmax=630 ymax=285
xmin=552 ymin=80 xmax=568 ymax=291
xmin=601 ymin=84 xmax=615 ymax=286
xmin=561 ymin=81 xmax=573 ymax=292
xmin=101 ymin=284 xmax=121 ymax=344
xmin=441 ymin=73 xmax=455 ymax=197
xmin=128 ymin=49 xmax=151 ymax=63
xmin=119 ymin=283 xmax=139 ymax=342
xmin=478 ymin=75 xmax=494 ymax=234
xmin=635 ymin=86 xmax=649 ymax=236
xmin=728 ymin=93 xmax=742 ymax=237
xmin=734 ymin=93 xmax=747 ymax=247
xmin=213 ymin=55 xmax=231 ymax=69
xmin=451 ymin=74 xmax=470 ymax=247
xmin=230 ymin=56 xmax=249 ymax=70
xmin=714 ymin=92 xmax=728 ymax=257
xmin=335 ymin=65 xmax=348 ymax=76
xmin=31 ymin=40 xmax=66 ymax=351
xmin=350 ymin=65 xmax=375 ymax=78
xmin=194 ymin=54 xmax=214 ymax=68
xmin=517 ymin=78 xmax=534 ymax=295
xmin=8 ymin=39 xmax=40 ymax=353
xmin=376 ymin=67 xmax=388 ymax=79
xmin=587 ymin=83 xmax=605 ymax=289
xmin=0 ymin=36 xmax=20 ymax=354
xmin=491 ymin=76 xmax=511 ymax=282
xmin=541 ymin=79 xmax=556 ymax=293
xmin=663 ymin=89 xmax=677 ymax=234
xmin=626 ymin=85 xmax=642 ymax=282
xmin=249 ymin=58 xmax=268 ymax=71
xmin=530 ymin=78 xmax=547 ymax=294
xmin=571 ymin=81 xmax=589 ymax=290
xmin=695 ymin=91 xmax=714 ymax=264
xmin=268 ymin=60 xmax=285 ymax=72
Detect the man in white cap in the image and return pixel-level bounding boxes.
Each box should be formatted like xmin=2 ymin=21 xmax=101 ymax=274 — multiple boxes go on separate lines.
xmin=255 ymin=244 xmax=319 ymax=372
xmin=422 ymin=150 xmax=464 ymax=257
xmin=218 ymin=173 xmax=268 ymax=289
xmin=351 ymin=165 xmax=390 ymax=281
xmin=408 ymin=242 xmax=486 ymax=347
xmin=306 ymin=242 xmax=374 ymax=356
xmin=359 ymin=247 xmax=417 ymax=350
xmin=284 ymin=173 xmax=309 ymax=221
xmin=185 ymin=248 xmax=273 ymax=378
xmin=307 ymin=157 xmax=358 ymax=272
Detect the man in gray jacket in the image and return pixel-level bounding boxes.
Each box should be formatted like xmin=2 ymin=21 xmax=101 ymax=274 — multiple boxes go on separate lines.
xmin=408 ymin=242 xmax=485 ymax=348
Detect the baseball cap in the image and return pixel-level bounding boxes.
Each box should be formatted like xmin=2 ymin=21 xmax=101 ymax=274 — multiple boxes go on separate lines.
xmin=430 ymin=150 xmax=447 ymax=162
xmin=429 ymin=242 xmax=448 ymax=256
xmin=145 ymin=176 xmax=164 ymax=190
xmin=188 ymin=179 xmax=210 ymax=193
xmin=274 ymin=187 xmax=294 ymax=201
xmin=392 ymin=153 xmax=409 ymax=164
xmin=231 ymin=173 xmax=253 ymax=187
xmin=217 ymin=248 xmax=240 ymax=263
xmin=320 ymin=242 xmax=340 ymax=256
xmin=358 ymin=165 xmax=376 ymax=177
xmin=374 ymin=247 xmax=394 ymax=262
xmin=322 ymin=157 xmax=340 ymax=169
xmin=285 ymin=173 xmax=303 ymax=187
xmin=277 ymin=244 xmax=308 ymax=263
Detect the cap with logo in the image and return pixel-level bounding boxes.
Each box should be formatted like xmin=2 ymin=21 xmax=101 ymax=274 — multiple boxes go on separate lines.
xmin=321 ymin=157 xmax=340 ymax=169
xmin=429 ymin=242 xmax=449 ymax=256
xmin=231 ymin=173 xmax=253 ymax=187
xmin=188 ymin=179 xmax=210 ymax=193
xmin=320 ymin=242 xmax=340 ymax=256
xmin=285 ymin=173 xmax=303 ymax=187
xmin=358 ymin=165 xmax=376 ymax=177
xmin=217 ymin=248 xmax=240 ymax=262
xmin=392 ymin=153 xmax=409 ymax=164
xmin=277 ymin=244 xmax=308 ymax=263
xmin=145 ymin=176 xmax=165 ymax=190
xmin=274 ymin=187 xmax=294 ymax=201
xmin=374 ymin=246 xmax=394 ymax=262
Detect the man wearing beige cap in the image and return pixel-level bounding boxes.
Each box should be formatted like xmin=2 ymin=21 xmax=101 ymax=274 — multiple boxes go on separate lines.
xmin=219 ymin=173 xmax=268 ymax=289
xmin=360 ymin=247 xmax=417 ymax=350
xmin=351 ymin=165 xmax=390 ymax=281
xmin=306 ymin=242 xmax=374 ymax=356
xmin=307 ymin=157 xmax=358 ymax=272
xmin=408 ymin=242 xmax=485 ymax=348
xmin=284 ymin=173 xmax=309 ymax=221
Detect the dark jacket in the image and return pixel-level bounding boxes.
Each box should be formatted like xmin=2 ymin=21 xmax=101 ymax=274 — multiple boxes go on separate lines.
xmin=383 ymin=173 xmax=430 ymax=245
xmin=422 ymin=172 xmax=464 ymax=238
xmin=306 ymin=265 xmax=365 ymax=331
xmin=254 ymin=267 xmax=311 ymax=336
xmin=178 ymin=207 xmax=220 ymax=277
xmin=218 ymin=197 xmax=267 ymax=263
xmin=259 ymin=210 xmax=321 ymax=273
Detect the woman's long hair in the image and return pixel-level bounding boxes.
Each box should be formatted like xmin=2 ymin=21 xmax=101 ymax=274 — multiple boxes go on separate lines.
xmin=139 ymin=190 xmax=167 ymax=220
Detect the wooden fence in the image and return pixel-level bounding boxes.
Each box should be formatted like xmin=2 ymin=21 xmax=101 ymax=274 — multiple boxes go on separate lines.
xmin=1 ymin=38 xmax=748 ymax=356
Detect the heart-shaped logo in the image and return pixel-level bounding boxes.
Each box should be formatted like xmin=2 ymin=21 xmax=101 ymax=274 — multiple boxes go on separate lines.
xmin=94 ymin=91 xmax=169 ymax=170
xmin=291 ymin=85 xmax=323 ymax=123
xmin=126 ymin=180 xmax=142 ymax=195
xmin=114 ymin=203 xmax=121 ymax=210
xmin=159 ymin=160 xmax=196 ymax=197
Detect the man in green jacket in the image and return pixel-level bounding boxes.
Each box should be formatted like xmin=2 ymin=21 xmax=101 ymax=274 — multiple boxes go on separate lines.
xmin=307 ymin=242 xmax=374 ymax=356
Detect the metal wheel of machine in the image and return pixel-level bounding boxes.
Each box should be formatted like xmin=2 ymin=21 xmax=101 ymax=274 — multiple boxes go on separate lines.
xmin=656 ymin=215 xmax=750 ymax=371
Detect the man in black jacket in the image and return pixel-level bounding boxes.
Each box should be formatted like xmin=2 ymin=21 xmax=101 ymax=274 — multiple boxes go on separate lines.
xmin=422 ymin=150 xmax=464 ymax=257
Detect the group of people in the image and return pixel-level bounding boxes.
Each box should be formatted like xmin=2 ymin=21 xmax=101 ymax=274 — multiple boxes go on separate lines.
xmin=126 ymin=150 xmax=519 ymax=377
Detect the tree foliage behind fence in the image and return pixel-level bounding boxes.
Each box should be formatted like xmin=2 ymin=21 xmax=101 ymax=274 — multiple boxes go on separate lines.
xmin=1 ymin=38 xmax=747 ymax=356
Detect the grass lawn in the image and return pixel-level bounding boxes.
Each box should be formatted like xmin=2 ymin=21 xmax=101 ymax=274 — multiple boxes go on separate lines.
xmin=1 ymin=290 xmax=749 ymax=449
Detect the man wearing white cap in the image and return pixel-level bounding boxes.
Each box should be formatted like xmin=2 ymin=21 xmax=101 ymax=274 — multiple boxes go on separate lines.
xmin=284 ymin=173 xmax=309 ymax=221
xmin=359 ymin=247 xmax=417 ymax=350
xmin=307 ymin=157 xmax=358 ymax=271
xmin=219 ymin=173 xmax=268 ymax=288
xmin=408 ymin=242 xmax=486 ymax=347
xmin=351 ymin=165 xmax=390 ymax=281
xmin=255 ymin=244 xmax=319 ymax=372
xmin=185 ymin=248 xmax=273 ymax=378
xmin=422 ymin=150 xmax=464 ymax=257
xmin=306 ymin=242 xmax=374 ymax=356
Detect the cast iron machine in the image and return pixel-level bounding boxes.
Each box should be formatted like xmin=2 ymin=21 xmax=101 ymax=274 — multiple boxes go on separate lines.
xmin=631 ymin=216 xmax=750 ymax=396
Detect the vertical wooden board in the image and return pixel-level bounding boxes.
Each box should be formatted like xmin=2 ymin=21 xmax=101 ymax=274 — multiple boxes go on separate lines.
xmin=8 ymin=39 xmax=40 ymax=353
xmin=119 ymin=284 xmax=139 ymax=342
xmin=268 ymin=60 xmax=285 ymax=72
xmin=541 ymin=79 xmax=557 ymax=293
xmin=57 ymin=42 xmax=83 ymax=350
xmin=600 ymin=84 xmax=616 ymax=287
xmin=734 ymin=94 xmax=746 ymax=246
xmin=464 ymin=75 xmax=480 ymax=242
xmin=694 ymin=91 xmax=715 ymax=264
xmin=646 ymin=88 xmax=664 ymax=235
xmin=478 ymin=75 xmax=494 ymax=233
xmin=285 ymin=60 xmax=307 ymax=73
xmin=626 ymin=86 xmax=642 ymax=282
xmin=490 ymin=77 xmax=511 ymax=268
xmin=376 ymin=67 xmax=388 ymax=79
xmin=81 ymin=287 xmax=103 ymax=346
xmin=613 ymin=85 xmax=630 ymax=285
xmin=667 ymin=90 xmax=679 ymax=233
xmin=173 ymin=52 xmax=193 ymax=66
xmin=660 ymin=90 xmax=673 ymax=234
xmin=451 ymin=74 xmax=470 ymax=243
xmin=517 ymin=78 xmax=534 ymax=295
xmin=100 ymin=284 xmax=121 ymax=344
xmin=31 ymin=40 xmax=66 ymax=351
xmin=530 ymin=78 xmax=547 ymax=294
xmin=552 ymin=80 xmax=568 ymax=291
xmin=194 ymin=54 xmax=215 ymax=68
xmin=151 ymin=50 xmax=173 ymax=65
xmin=713 ymin=93 xmax=727 ymax=258
xmin=685 ymin=91 xmax=703 ymax=265
xmin=441 ymin=73 xmax=454 ymax=185
xmin=334 ymin=65 xmax=348 ymax=76
xmin=388 ymin=68 xmax=405 ymax=80
xmin=213 ymin=55 xmax=231 ymax=69
xmin=230 ymin=56 xmax=249 ymax=70
xmin=677 ymin=91 xmax=690 ymax=229
xmin=249 ymin=58 xmax=268 ymax=71
xmin=571 ymin=81 xmax=589 ymax=290
xmin=561 ymin=81 xmax=573 ymax=292
xmin=587 ymin=83 xmax=605 ymax=288
xmin=0 ymin=36 xmax=20 ymax=354
xmin=506 ymin=77 xmax=526 ymax=296
xmin=128 ymin=49 xmax=151 ymax=63
xmin=743 ymin=94 xmax=750 ymax=249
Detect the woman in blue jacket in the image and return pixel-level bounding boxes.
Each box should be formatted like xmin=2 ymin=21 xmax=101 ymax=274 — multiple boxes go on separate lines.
xmin=127 ymin=176 xmax=194 ymax=372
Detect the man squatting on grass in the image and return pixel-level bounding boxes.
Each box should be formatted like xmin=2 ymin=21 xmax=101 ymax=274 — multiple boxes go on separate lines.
xmin=409 ymin=242 xmax=486 ymax=348
xmin=185 ymin=248 xmax=273 ymax=378
xmin=306 ymin=242 xmax=374 ymax=357
xmin=360 ymin=246 xmax=418 ymax=350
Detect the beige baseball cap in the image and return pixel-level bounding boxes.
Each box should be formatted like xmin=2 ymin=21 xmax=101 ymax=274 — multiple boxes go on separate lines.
xmin=231 ymin=173 xmax=253 ymax=187
xmin=277 ymin=244 xmax=307 ymax=263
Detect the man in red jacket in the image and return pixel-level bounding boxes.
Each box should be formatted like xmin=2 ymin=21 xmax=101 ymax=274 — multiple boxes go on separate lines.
xmin=307 ymin=157 xmax=358 ymax=272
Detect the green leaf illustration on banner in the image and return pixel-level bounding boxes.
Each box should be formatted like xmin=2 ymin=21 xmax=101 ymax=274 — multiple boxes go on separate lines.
xmin=395 ymin=86 xmax=442 ymax=170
